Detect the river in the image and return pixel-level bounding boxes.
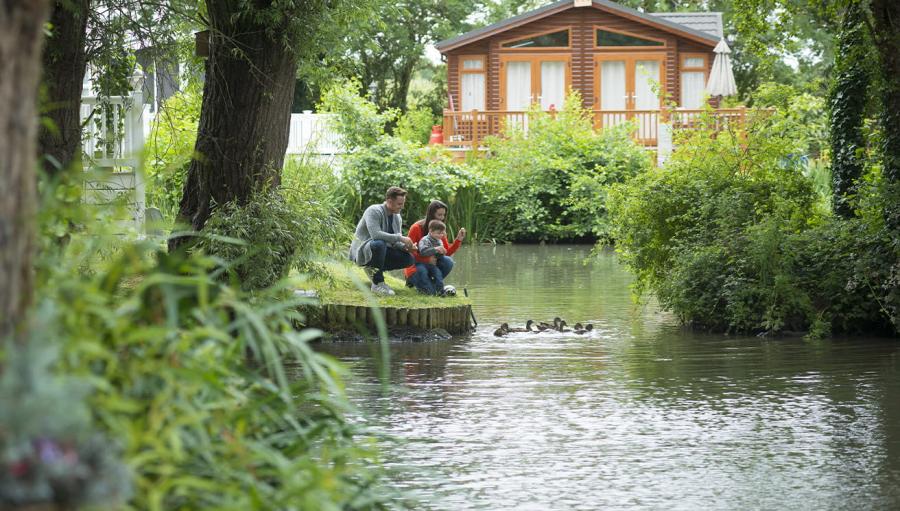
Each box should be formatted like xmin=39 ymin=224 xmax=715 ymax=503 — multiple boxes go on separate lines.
xmin=316 ymin=244 xmax=900 ymax=510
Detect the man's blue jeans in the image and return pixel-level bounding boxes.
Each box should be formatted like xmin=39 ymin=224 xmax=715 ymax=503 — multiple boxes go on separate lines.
xmin=408 ymin=256 xmax=454 ymax=295
xmin=367 ymin=240 xmax=414 ymax=284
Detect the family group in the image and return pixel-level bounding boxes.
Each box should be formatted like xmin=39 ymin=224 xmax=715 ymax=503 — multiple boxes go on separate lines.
xmin=348 ymin=186 xmax=465 ymax=296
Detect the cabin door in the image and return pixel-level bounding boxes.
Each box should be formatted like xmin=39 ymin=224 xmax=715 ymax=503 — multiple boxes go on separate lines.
xmin=594 ymin=53 xmax=665 ymax=143
xmin=500 ymin=55 xmax=571 ymax=111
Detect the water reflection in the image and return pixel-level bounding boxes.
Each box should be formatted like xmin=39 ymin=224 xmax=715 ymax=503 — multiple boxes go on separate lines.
xmin=317 ymin=245 xmax=900 ymax=510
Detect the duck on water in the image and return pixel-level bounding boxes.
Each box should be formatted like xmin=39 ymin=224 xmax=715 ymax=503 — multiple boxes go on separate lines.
xmin=493 ymin=318 xmax=594 ymax=337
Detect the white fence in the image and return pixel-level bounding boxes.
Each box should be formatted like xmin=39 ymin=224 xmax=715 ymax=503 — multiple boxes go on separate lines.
xmin=286 ymin=111 xmax=344 ymax=162
xmin=81 ymin=77 xmax=344 ymax=231
xmin=81 ymin=70 xmax=147 ymax=231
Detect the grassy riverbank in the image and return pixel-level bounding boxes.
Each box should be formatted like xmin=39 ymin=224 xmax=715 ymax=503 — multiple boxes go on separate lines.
xmin=294 ymin=261 xmax=472 ymax=308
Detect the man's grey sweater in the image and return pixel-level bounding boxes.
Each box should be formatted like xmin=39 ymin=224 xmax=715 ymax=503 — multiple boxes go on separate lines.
xmin=348 ymin=204 xmax=405 ymax=266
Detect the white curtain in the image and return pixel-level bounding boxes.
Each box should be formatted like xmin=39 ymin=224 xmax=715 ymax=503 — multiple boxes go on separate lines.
xmin=506 ymin=61 xmax=532 ymax=110
xmin=680 ymin=72 xmax=706 ymax=109
xmin=540 ymin=61 xmax=565 ymax=110
xmin=634 ymin=60 xmax=660 ymax=110
xmin=600 ymin=60 xmax=626 ymax=110
xmin=461 ymin=73 xmax=486 ymax=112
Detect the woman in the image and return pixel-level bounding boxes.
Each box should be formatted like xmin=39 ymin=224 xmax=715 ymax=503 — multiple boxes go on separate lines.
xmin=404 ymin=200 xmax=466 ymax=295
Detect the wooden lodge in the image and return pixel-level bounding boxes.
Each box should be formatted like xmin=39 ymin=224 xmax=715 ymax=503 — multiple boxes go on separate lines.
xmin=436 ymin=0 xmax=742 ymax=152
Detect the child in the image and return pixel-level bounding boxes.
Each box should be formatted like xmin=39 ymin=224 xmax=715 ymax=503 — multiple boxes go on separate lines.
xmin=417 ymin=219 xmax=449 ymax=295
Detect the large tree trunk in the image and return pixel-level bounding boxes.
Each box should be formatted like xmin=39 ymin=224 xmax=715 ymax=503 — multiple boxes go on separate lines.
xmin=829 ymin=1 xmax=869 ymax=218
xmin=870 ymin=0 xmax=900 ymax=181
xmin=38 ymin=0 xmax=90 ymax=177
xmin=869 ymin=0 xmax=900 ymax=230
xmin=171 ymin=5 xmax=297 ymax=248
xmin=0 ymin=0 xmax=53 ymax=340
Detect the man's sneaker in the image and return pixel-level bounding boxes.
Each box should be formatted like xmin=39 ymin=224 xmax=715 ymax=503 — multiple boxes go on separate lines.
xmin=371 ymin=282 xmax=396 ymax=296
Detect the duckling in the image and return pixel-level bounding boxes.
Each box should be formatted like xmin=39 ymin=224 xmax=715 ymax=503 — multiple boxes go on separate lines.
xmin=573 ymin=323 xmax=584 ymax=330
xmin=506 ymin=320 xmax=535 ymax=333
xmin=573 ymin=323 xmax=588 ymax=335
xmin=493 ymin=323 xmax=509 ymax=337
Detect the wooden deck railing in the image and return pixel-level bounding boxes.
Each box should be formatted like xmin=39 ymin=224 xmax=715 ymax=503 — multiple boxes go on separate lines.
xmin=442 ymin=107 xmax=755 ymax=149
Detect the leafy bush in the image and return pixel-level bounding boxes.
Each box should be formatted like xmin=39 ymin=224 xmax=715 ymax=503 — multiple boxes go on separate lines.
xmin=395 ymin=107 xmax=436 ymax=146
xmin=609 ymin=110 xmax=897 ymax=335
xmin=1 ymin=331 xmax=130 ymax=509
xmin=472 ymin=94 xmax=651 ymax=242
xmin=196 ymin=188 xmax=344 ymax=290
xmin=144 ymin=83 xmax=202 ymax=221
xmin=319 ymin=80 xmax=397 ymax=150
xmin=35 ymin=229 xmax=394 ymax=510
xmin=339 ymin=136 xmax=481 ymax=235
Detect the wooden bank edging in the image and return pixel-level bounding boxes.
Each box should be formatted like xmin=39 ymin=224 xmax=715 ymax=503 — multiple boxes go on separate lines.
xmin=308 ymin=303 xmax=475 ymax=335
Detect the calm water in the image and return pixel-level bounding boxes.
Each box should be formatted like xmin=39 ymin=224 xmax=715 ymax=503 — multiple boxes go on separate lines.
xmin=317 ymin=245 xmax=900 ymax=510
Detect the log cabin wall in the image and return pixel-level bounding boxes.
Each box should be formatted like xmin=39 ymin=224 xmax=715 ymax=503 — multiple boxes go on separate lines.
xmin=445 ymin=6 xmax=717 ymax=112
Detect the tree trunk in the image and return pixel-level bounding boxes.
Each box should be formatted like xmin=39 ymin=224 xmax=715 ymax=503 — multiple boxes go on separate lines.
xmin=0 ymin=0 xmax=53 ymax=340
xmin=870 ymin=0 xmax=900 ymax=230
xmin=829 ymin=1 xmax=869 ymax=218
xmin=171 ymin=5 xmax=297 ymax=248
xmin=38 ymin=0 xmax=90 ymax=177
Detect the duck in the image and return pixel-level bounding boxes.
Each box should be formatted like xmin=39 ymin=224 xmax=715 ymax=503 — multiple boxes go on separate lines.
xmin=574 ymin=323 xmax=595 ymax=335
xmin=506 ymin=320 xmax=535 ymax=333
xmin=493 ymin=323 xmax=509 ymax=337
xmin=556 ymin=320 xmax=571 ymax=333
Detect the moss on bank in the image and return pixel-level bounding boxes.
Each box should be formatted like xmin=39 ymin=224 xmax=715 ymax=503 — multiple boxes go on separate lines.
xmin=292 ymin=261 xmax=471 ymax=308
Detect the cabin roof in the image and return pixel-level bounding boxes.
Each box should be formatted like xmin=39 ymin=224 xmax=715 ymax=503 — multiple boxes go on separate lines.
xmin=435 ymin=0 xmax=722 ymax=52
xmin=649 ymin=12 xmax=723 ymax=40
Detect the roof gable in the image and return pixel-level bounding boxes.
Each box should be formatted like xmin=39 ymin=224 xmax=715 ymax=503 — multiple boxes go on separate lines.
xmin=436 ymin=0 xmax=722 ymax=52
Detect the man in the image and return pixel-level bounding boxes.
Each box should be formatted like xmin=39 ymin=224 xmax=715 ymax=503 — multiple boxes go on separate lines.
xmin=348 ymin=186 xmax=416 ymax=295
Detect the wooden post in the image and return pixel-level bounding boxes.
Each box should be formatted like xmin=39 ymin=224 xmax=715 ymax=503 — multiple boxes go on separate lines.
xmin=386 ymin=307 xmax=397 ymax=326
xmin=398 ymin=308 xmax=408 ymax=327
xmin=472 ymin=109 xmax=479 ymax=153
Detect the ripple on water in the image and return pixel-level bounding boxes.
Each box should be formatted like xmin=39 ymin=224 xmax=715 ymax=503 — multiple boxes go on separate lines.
xmin=315 ymin=245 xmax=900 ymax=510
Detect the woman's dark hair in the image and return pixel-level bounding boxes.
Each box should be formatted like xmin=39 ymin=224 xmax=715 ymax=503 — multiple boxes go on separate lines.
xmin=417 ymin=200 xmax=448 ymax=231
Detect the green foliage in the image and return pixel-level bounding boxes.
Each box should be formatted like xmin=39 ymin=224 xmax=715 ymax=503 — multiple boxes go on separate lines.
xmin=473 ymin=94 xmax=651 ymax=242
xmin=829 ymin=1 xmax=872 ymax=218
xmin=609 ymin=109 xmax=898 ymax=335
xmin=319 ymin=80 xmax=398 ymax=150
xmin=395 ymin=106 xmax=437 ymax=146
xmin=34 ymin=227 xmax=394 ymax=510
xmin=196 ymin=189 xmax=344 ymax=291
xmin=339 ymin=137 xmax=481 ymax=234
xmin=610 ymin=113 xmax=816 ymax=332
xmin=753 ymin=82 xmax=829 ymax=158
xmin=1 ymin=331 xmax=130 ymax=509
xmin=145 ymin=83 xmax=202 ymax=220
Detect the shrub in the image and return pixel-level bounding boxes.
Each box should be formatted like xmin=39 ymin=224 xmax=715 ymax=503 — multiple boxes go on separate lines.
xmin=196 ymin=188 xmax=344 ymax=291
xmin=144 ymin=83 xmax=202 ymax=221
xmin=609 ymin=109 xmax=898 ymax=335
xmin=319 ymin=80 xmax=397 ymax=151
xmin=473 ymin=93 xmax=651 ymax=242
xmin=339 ymin=137 xmax=481 ymax=236
xmin=34 ymin=229 xmax=394 ymax=509
xmin=395 ymin=107 xmax=437 ymax=146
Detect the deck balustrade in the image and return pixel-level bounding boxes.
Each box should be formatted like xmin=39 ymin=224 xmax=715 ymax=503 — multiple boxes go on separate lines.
xmin=441 ymin=107 xmax=755 ymax=150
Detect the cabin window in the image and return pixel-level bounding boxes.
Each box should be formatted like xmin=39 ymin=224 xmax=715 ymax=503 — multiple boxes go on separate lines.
xmin=459 ymin=55 xmax=486 ymax=112
xmin=680 ymin=54 xmax=707 ymax=109
xmin=596 ymin=29 xmax=664 ymax=47
xmin=501 ymin=29 xmax=569 ymax=49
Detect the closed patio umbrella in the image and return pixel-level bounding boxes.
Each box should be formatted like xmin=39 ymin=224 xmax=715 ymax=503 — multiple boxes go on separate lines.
xmin=706 ymin=39 xmax=737 ymax=97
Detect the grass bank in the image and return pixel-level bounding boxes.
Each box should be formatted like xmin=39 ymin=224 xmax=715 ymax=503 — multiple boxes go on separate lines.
xmin=293 ymin=261 xmax=471 ymax=308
